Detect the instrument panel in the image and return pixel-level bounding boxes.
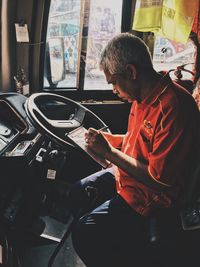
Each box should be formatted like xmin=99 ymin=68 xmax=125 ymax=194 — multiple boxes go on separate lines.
xmin=0 ymin=94 xmax=37 ymax=156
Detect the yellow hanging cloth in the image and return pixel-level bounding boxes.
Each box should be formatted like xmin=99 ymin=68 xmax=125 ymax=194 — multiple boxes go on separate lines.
xmin=132 ymin=0 xmax=198 ymax=44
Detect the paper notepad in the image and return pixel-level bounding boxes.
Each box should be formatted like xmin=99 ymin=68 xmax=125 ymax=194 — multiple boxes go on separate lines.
xmin=66 ymin=126 xmax=111 ymax=168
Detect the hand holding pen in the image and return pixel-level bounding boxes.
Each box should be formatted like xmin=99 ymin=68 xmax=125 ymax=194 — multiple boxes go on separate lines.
xmin=85 ymin=125 xmax=108 ymax=142
xmin=85 ymin=126 xmax=111 ymax=157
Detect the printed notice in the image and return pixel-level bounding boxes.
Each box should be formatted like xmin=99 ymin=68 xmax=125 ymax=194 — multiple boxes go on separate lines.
xmin=15 ymin=23 xmax=29 ymax=42
xmin=66 ymin=126 xmax=111 ymax=168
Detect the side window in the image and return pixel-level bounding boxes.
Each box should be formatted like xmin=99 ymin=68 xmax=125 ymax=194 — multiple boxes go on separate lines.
xmin=152 ymin=36 xmax=196 ymax=80
xmin=44 ymin=0 xmax=123 ymax=90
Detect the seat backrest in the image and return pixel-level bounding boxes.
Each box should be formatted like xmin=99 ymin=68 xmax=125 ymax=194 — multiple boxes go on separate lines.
xmin=180 ymin=111 xmax=200 ymax=230
xmin=185 ymin=159 xmax=200 ymax=204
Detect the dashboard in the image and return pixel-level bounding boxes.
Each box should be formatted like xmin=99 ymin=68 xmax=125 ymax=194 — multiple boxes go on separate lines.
xmin=0 ymin=93 xmax=38 ymax=154
xmin=0 ymin=93 xmax=77 ymax=263
xmin=0 ymin=92 xmax=101 ymax=241
xmin=0 ymin=93 xmax=47 ymax=226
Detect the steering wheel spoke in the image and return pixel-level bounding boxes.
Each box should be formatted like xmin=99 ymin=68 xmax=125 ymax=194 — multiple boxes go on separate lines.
xmin=47 ymin=119 xmax=81 ymax=129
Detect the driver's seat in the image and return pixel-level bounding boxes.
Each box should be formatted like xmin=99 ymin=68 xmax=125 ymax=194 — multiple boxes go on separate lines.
xmin=145 ymin=154 xmax=200 ymax=267
xmin=143 ymin=66 xmax=200 ymax=267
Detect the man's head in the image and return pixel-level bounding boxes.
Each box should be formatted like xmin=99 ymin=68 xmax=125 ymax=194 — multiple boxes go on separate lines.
xmin=99 ymin=33 xmax=155 ymax=102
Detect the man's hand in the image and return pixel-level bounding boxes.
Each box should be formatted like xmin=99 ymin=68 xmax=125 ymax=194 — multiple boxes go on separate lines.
xmin=85 ymin=128 xmax=112 ymax=158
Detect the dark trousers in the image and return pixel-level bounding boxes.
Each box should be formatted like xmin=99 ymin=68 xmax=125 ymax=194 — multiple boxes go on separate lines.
xmin=70 ymin=168 xmax=148 ymax=267
xmin=69 ymin=169 xmax=198 ymax=267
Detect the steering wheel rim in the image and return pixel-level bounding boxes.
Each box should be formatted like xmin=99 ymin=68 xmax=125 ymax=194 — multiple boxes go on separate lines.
xmin=25 ymin=92 xmax=109 ymax=148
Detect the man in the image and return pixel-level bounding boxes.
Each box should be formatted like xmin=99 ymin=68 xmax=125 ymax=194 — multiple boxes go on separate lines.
xmin=70 ymin=33 xmax=200 ymax=267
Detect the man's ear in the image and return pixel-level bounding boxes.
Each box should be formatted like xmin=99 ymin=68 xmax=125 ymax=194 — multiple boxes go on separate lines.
xmin=125 ymin=64 xmax=137 ymax=80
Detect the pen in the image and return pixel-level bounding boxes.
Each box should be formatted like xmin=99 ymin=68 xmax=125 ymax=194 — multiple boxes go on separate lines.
xmin=98 ymin=125 xmax=109 ymax=132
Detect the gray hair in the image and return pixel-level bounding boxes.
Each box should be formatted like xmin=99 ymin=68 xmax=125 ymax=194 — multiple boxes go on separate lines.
xmin=99 ymin=33 xmax=153 ymax=75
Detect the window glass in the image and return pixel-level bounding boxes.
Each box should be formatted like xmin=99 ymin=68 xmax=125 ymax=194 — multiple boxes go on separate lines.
xmin=44 ymin=0 xmax=123 ymax=90
xmin=84 ymin=0 xmax=122 ymax=90
xmin=44 ymin=0 xmax=81 ymax=88
xmin=152 ymin=36 xmax=196 ymax=80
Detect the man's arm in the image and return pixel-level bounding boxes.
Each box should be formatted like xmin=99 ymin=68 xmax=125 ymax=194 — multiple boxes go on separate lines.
xmin=85 ymin=128 xmax=170 ymax=190
xmin=101 ymin=132 xmax=124 ymax=149
xmin=105 ymin=146 xmax=170 ymax=190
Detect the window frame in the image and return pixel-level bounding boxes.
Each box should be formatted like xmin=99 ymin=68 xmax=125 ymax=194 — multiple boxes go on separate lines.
xmin=39 ymin=0 xmax=134 ymax=98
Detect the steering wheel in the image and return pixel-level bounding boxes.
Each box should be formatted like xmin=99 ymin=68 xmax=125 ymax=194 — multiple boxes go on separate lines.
xmin=25 ymin=93 xmax=109 ymax=148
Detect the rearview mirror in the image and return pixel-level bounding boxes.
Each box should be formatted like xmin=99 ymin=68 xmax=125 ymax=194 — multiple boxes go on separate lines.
xmin=44 ymin=37 xmax=66 ymax=87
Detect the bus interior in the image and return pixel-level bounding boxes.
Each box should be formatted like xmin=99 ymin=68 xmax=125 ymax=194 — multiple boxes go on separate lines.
xmin=0 ymin=0 xmax=200 ymax=266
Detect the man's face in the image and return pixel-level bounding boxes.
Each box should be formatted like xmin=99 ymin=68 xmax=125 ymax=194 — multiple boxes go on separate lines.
xmin=104 ymin=68 xmax=140 ymax=102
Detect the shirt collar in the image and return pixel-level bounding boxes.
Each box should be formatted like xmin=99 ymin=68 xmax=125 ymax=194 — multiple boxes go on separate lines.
xmin=141 ymin=71 xmax=172 ymax=106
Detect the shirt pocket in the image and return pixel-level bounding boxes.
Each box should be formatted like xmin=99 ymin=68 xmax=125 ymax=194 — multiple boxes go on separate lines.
xmin=139 ymin=129 xmax=152 ymax=155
